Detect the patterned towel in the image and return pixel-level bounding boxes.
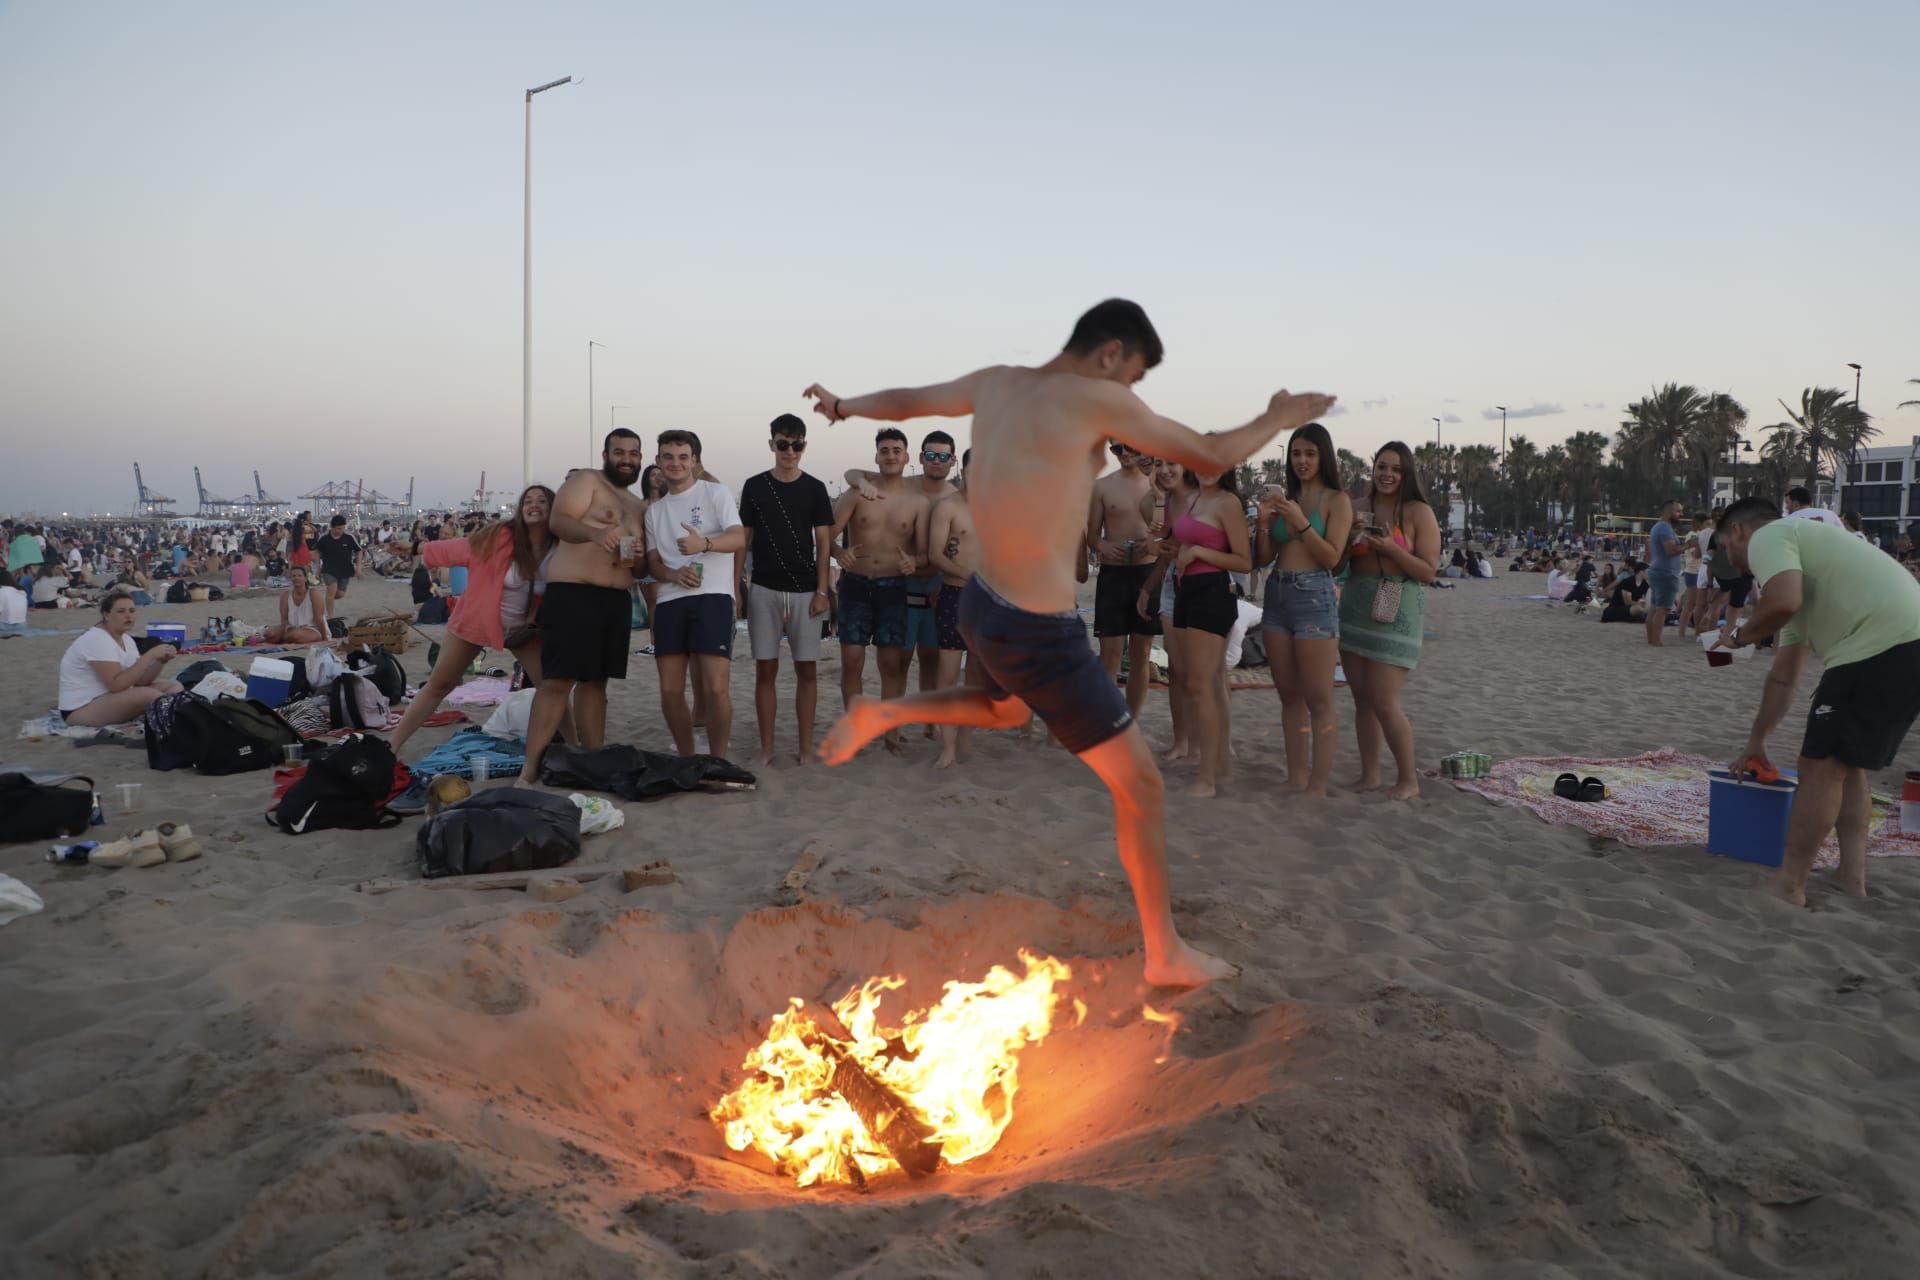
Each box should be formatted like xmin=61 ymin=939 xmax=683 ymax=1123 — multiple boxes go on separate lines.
xmin=1442 ymin=748 xmax=1920 ymax=868
xmin=408 ymin=727 xmax=527 ymax=780
xmin=441 ymin=676 xmax=514 ymax=708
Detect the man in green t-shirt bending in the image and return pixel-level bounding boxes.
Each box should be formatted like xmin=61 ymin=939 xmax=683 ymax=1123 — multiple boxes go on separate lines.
xmin=1716 ymin=496 xmax=1920 ymax=906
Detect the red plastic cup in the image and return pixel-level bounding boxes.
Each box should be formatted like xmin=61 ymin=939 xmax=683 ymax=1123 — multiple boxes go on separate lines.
xmin=1706 ymin=649 xmax=1733 ymax=667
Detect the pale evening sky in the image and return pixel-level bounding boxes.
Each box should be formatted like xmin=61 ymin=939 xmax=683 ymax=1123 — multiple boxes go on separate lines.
xmin=1 ymin=0 xmax=1915 ymax=516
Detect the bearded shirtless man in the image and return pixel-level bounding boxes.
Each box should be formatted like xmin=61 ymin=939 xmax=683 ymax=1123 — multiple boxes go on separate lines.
xmin=516 ymin=429 xmax=648 ymax=785
xmin=829 ymin=427 xmax=929 ymax=750
xmin=808 ymin=299 xmax=1334 ymax=987
xmin=1089 ymin=442 xmax=1160 ymax=720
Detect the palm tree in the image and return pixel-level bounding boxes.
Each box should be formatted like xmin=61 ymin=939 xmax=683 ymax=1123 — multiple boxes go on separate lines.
xmin=1683 ymin=393 xmax=1746 ymax=510
xmin=1618 ymin=383 xmax=1705 ymax=496
xmin=1454 ymin=444 xmax=1497 ymax=533
xmin=1506 ymin=435 xmax=1541 ymax=527
xmin=1758 ymin=426 xmax=1802 ymax=505
xmin=1563 ymin=430 xmax=1608 ymax=532
xmin=1337 ymin=448 xmax=1371 ymax=496
xmin=1899 ymin=378 xmax=1920 ymax=410
xmin=1541 ymin=444 xmax=1569 ymax=526
xmin=1765 ymin=387 xmax=1874 ymax=489
xmin=1413 ymin=443 xmax=1456 ymax=530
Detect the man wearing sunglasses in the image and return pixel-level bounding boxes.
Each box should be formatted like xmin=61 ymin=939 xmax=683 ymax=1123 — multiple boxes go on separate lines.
xmin=848 ymin=431 xmax=962 ymax=726
xmin=739 ymin=413 xmax=836 ymax=764
xmin=1090 ymin=441 xmax=1162 ymax=721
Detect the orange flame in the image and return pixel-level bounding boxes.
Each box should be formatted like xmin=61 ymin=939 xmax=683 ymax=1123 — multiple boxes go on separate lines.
xmin=713 ymin=951 xmax=1077 ymax=1187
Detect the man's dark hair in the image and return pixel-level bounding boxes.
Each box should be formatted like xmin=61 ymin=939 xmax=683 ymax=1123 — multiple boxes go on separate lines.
xmin=1785 ymin=485 xmax=1813 ymax=506
xmin=770 ymin=413 xmax=807 ymax=440
xmin=876 ymin=427 xmax=908 ymax=448
xmin=99 ymin=588 xmax=134 ymax=616
xmin=1720 ymin=495 xmax=1781 ymax=534
xmin=921 ymin=429 xmax=955 ymax=450
xmin=656 ymin=429 xmax=701 ymax=459
xmin=329 ymin=515 xmax=346 ymax=528
xmin=603 ymin=427 xmax=643 ymax=453
xmin=962 ymin=448 xmax=972 ymax=468
xmin=1063 ymin=298 xmax=1164 ymax=369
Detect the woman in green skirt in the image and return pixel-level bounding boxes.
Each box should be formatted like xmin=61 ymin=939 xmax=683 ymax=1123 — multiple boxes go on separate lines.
xmin=1339 ymin=442 xmax=1440 ymax=799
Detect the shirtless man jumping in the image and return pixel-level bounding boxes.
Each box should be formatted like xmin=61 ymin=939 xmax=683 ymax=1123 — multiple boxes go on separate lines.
xmin=808 ymin=299 xmax=1334 ymax=987
xmin=829 ymin=428 xmax=929 ymax=750
xmin=516 ymin=429 xmax=648 ymax=785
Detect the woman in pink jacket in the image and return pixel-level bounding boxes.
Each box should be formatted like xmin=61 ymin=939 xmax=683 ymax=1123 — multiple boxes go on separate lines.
xmin=387 ymin=484 xmax=567 ymax=754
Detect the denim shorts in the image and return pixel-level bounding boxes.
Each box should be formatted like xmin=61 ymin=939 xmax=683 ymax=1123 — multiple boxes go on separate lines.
xmin=1261 ymin=569 xmax=1339 ymax=640
xmin=1648 ymin=571 xmax=1682 ymax=610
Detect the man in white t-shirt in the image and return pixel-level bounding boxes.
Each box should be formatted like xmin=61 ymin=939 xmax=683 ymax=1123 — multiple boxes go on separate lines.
xmin=644 ymin=430 xmax=746 ymax=759
xmin=1784 ymin=486 xmax=1845 ymax=529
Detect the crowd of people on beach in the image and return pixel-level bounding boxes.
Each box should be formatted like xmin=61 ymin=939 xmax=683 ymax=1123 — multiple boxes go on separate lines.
xmin=16 ymin=298 xmax=1920 ymax=956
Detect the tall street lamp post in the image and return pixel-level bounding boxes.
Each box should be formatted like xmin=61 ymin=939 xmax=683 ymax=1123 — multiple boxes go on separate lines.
xmin=1496 ymin=405 xmax=1507 ymax=469
xmin=587 ymin=340 xmax=604 ymax=466
xmin=522 ymin=75 xmax=575 ymax=491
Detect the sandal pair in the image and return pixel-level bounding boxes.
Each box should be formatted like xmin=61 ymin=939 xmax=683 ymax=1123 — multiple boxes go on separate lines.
xmin=1553 ymin=772 xmax=1609 ymax=803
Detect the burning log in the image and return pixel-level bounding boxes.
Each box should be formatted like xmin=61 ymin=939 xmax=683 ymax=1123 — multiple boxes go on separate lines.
xmin=806 ymin=1028 xmax=943 ymax=1179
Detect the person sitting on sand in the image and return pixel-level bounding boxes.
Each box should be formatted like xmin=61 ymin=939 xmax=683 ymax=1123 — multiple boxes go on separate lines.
xmin=1715 ymin=496 xmax=1920 ymax=906
xmin=58 ymin=590 xmax=182 ymax=725
xmin=388 ymin=484 xmax=566 ymax=755
xmin=805 ymin=298 xmax=1333 ymax=987
xmin=263 ymin=565 xmax=328 ymax=645
xmin=0 ymin=567 xmax=27 ymax=637
xmin=1601 ymin=562 xmax=1649 ymax=623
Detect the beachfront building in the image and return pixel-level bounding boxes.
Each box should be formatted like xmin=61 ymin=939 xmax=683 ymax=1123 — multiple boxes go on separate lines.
xmin=1835 ymin=439 xmax=1920 ymax=548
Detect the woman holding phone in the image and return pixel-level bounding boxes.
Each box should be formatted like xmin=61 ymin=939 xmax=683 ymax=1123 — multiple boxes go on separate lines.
xmin=1254 ymin=422 xmax=1352 ymax=796
xmin=1339 ymin=442 xmax=1440 ymax=800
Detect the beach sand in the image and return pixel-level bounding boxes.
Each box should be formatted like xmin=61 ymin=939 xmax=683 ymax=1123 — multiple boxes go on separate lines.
xmin=2 ymin=574 xmax=1917 ymax=1278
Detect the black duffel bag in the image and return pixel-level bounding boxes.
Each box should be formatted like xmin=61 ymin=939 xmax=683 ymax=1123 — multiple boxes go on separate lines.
xmin=416 ymin=787 xmax=581 ymax=879
xmin=269 ymin=735 xmax=402 ymax=834
xmin=0 ymin=772 xmax=94 ymax=843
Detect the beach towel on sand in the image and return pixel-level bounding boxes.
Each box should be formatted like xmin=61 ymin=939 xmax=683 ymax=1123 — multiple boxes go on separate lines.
xmin=1442 ymin=748 xmax=1920 ymax=868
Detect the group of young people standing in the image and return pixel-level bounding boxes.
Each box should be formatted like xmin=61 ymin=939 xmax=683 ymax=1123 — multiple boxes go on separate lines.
xmin=1088 ymin=428 xmax=1442 ymax=802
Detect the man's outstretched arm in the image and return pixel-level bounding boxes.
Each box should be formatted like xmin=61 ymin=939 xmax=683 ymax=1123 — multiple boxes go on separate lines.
xmin=1099 ymin=385 xmax=1337 ymax=475
xmin=803 ymin=368 xmax=999 ymax=424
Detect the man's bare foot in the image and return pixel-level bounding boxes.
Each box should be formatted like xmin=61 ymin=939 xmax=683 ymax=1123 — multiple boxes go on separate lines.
xmin=753 ymin=747 xmax=775 ymax=767
xmin=1144 ymin=941 xmax=1239 ymax=988
xmin=1164 ymin=741 xmax=1193 ymax=762
xmin=821 ymin=697 xmax=892 ymax=766
xmin=1769 ymin=874 xmax=1809 ymax=908
xmin=1829 ymin=869 xmax=1867 ymax=897
xmin=1344 ymin=774 xmax=1384 ymax=792
xmin=884 ymin=730 xmax=907 ymax=756
xmin=1183 ymin=778 xmax=1217 ymax=798
xmin=796 ymin=750 xmax=817 ymax=766
xmin=1385 ymin=777 xmax=1420 ymax=801
xmin=932 ymin=747 xmax=958 ymax=770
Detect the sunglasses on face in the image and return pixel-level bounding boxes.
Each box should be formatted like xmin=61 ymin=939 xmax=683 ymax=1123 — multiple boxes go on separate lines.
xmin=922 ymin=450 xmax=954 ymax=463
xmin=773 ymin=439 xmax=807 ymax=453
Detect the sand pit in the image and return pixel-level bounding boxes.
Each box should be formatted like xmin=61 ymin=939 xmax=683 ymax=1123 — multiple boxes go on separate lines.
xmin=4 ymin=575 xmax=1920 ymax=1277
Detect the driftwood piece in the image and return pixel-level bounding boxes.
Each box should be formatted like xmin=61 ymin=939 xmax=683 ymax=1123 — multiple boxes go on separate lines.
xmin=622 ymin=860 xmax=675 ymax=892
xmin=807 ymin=1030 xmax=942 ymax=1179
xmin=355 ymin=865 xmax=619 ymax=895
xmin=776 ymin=847 xmax=819 ymax=905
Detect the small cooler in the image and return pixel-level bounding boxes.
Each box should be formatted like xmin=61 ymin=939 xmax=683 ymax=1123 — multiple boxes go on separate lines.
xmin=246 ymin=656 xmax=297 ymax=708
xmin=147 ymin=623 xmax=187 ymax=647
xmin=1707 ymin=769 xmax=1797 ymax=867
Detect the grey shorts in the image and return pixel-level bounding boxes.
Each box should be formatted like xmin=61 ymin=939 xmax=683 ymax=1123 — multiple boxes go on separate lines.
xmin=320 ymin=571 xmax=351 ymax=589
xmin=748 ymin=583 xmax=823 ymax=662
xmin=1262 ymin=569 xmax=1339 ymax=640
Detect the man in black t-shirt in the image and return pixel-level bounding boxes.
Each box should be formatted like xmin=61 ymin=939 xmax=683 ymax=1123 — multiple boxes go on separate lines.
xmin=315 ymin=515 xmax=361 ymax=609
xmin=739 ymin=414 xmax=836 ymax=764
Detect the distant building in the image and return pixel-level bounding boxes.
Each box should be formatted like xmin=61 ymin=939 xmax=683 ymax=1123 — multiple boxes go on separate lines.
xmin=1835 ymin=439 xmax=1920 ymax=548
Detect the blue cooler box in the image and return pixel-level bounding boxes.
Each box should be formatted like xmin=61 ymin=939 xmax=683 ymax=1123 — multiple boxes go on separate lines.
xmin=1707 ymin=769 xmax=1797 ymax=867
xmin=147 ymin=623 xmax=187 ymax=647
xmin=246 ymin=656 xmax=296 ymax=708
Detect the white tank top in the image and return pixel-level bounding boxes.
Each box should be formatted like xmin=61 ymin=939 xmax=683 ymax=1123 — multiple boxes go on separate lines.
xmin=286 ymin=589 xmax=319 ymax=630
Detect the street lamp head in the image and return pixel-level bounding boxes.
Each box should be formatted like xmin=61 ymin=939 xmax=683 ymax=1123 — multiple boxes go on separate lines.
xmin=1847 ymin=362 xmax=1862 ymax=371
xmin=527 ymin=76 xmax=573 ymax=98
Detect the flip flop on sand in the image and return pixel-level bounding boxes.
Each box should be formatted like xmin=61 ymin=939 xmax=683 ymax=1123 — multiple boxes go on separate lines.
xmin=1553 ymin=772 xmax=1581 ymax=800
xmin=1579 ymin=776 xmax=1609 ymax=803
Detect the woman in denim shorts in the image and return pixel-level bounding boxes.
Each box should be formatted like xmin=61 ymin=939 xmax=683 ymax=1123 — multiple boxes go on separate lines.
xmin=1253 ymin=423 xmax=1353 ymax=796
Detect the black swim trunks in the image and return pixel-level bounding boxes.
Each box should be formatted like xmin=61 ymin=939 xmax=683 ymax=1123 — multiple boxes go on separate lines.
xmin=536 ymin=582 xmax=631 ymax=682
xmin=839 ymin=571 xmax=909 ymax=648
xmin=1094 ymin=563 xmax=1162 ymax=638
xmin=935 ymin=582 xmax=966 ymax=651
xmin=958 ymin=575 xmax=1133 ymax=755
xmin=1802 ymin=638 xmax=1920 ymax=770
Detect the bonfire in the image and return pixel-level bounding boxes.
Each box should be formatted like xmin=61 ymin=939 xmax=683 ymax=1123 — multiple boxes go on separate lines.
xmin=713 ymin=951 xmax=1082 ymax=1188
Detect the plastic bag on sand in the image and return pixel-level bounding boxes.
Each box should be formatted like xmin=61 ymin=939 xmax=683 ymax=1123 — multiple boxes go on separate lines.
xmin=306 ymin=647 xmax=346 ymax=690
xmin=0 ymin=874 xmax=45 ymax=926
xmin=569 ymin=793 xmax=625 ymax=834
xmin=191 ymin=671 xmax=249 ymax=701
xmin=483 ymin=688 xmax=535 ymax=739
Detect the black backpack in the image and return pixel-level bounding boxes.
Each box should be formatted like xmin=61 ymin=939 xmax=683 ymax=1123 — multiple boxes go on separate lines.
xmin=165 ymin=579 xmax=191 ymax=604
xmin=152 ymin=696 xmax=299 ymax=775
xmin=348 ymin=646 xmax=406 ymax=703
xmin=0 ymin=772 xmax=95 ymax=843
xmin=269 ymin=735 xmax=402 ymax=834
xmin=416 ymin=788 xmax=580 ymax=878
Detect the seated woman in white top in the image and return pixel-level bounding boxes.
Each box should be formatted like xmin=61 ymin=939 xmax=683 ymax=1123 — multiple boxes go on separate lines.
xmin=264 ymin=564 xmax=327 ymax=644
xmin=58 ymin=590 xmax=182 ymax=725
xmin=0 ymin=567 xmax=28 ymax=637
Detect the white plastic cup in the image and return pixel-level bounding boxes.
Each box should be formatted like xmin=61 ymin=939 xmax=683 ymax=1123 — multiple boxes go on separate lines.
xmin=282 ymin=744 xmax=303 ymax=767
xmin=618 ymin=535 xmax=636 ymax=564
xmin=470 ymin=755 xmax=491 ymax=784
xmin=114 ymin=782 xmax=142 ymax=816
